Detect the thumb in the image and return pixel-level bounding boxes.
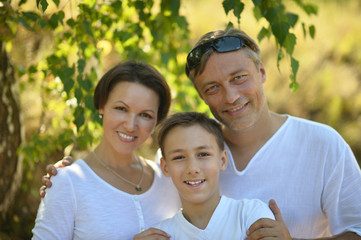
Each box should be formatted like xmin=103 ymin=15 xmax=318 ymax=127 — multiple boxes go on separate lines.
xmin=269 ymin=199 xmax=284 ymax=222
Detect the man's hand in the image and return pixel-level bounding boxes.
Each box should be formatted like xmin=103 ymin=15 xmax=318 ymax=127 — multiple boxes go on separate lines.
xmin=39 ymin=156 xmax=73 ymax=198
xmin=246 ymin=199 xmax=291 ymax=240
xmin=133 ymin=228 xmax=170 ymax=240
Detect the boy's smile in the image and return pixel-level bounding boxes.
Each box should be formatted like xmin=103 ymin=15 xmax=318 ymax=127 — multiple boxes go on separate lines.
xmin=160 ymin=124 xmax=228 ymax=206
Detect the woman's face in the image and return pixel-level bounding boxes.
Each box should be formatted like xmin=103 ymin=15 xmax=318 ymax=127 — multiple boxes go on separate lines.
xmin=99 ymin=81 xmax=159 ymax=155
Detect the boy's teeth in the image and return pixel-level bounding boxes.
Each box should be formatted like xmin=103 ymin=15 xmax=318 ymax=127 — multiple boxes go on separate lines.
xmin=185 ymin=180 xmax=205 ymax=186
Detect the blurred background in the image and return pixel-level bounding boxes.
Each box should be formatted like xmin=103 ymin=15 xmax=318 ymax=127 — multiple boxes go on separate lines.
xmin=1 ymin=0 xmax=360 ymax=239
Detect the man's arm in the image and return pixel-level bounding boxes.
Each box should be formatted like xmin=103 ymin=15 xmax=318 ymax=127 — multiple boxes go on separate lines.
xmin=39 ymin=156 xmax=73 ymax=197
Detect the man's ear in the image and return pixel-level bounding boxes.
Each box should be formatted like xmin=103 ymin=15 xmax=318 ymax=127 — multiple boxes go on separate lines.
xmin=160 ymin=157 xmax=171 ymax=177
xmin=220 ymin=149 xmax=228 ymax=171
xmin=259 ymin=61 xmax=267 ymax=84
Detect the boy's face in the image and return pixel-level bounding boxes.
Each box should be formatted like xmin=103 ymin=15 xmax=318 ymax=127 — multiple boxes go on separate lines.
xmin=160 ymin=124 xmax=228 ymax=206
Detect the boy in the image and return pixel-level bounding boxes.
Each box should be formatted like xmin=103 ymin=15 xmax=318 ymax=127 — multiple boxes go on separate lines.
xmin=154 ymin=112 xmax=274 ymax=239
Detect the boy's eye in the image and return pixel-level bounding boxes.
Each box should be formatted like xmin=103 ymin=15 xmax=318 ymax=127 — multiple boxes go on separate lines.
xmin=198 ymin=152 xmax=210 ymax=158
xmin=172 ymin=155 xmax=185 ymax=161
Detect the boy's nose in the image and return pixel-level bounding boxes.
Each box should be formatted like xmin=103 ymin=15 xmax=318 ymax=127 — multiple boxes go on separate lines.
xmin=186 ymin=158 xmax=200 ymax=174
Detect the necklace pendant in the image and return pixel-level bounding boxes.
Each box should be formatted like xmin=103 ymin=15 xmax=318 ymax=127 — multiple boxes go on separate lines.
xmin=135 ymin=185 xmax=142 ymax=192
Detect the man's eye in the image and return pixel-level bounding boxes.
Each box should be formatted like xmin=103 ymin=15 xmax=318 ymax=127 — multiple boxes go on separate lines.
xmin=205 ymin=85 xmax=219 ymax=94
xmin=233 ymin=75 xmax=246 ymax=83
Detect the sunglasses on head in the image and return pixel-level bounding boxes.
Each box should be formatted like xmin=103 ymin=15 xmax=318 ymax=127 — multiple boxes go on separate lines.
xmin=186 ymin=35 xmax=246 ymax=73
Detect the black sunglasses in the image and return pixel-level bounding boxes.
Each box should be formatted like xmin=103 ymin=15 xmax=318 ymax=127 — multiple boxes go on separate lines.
xmin=186 ymin=35 xmax=246 ymax=73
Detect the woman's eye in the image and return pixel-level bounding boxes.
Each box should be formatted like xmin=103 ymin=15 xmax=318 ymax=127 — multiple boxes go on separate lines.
xmin=140 ymin=113 xmax=153 ymax=119
xmin=115 ymin=106 xmax=126 ymax=111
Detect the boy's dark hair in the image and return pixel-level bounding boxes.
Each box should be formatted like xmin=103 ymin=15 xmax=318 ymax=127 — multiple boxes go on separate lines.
xmin=157 ymin=112 xmax=225 ymax=157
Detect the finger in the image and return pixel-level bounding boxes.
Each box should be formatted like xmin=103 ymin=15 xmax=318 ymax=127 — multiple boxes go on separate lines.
xmin=46 ymin=164 xmax=57 ymax=176
xmin=41 ymin=175 xmax=52 ymax=187
xmin=269 ymin=199 xmax=284 ymax=222
xmin=246 ymin=226 xmax=278 ymax=240
xmin=61 ymin=156 xmax=73 ymax=166
xmin=247 ymin=218 xmax=276 ymax=235
xmin=133 ymin=228 xmax=170 ymax=239
xmin=39 ymin=186 xmax=46 ymax=198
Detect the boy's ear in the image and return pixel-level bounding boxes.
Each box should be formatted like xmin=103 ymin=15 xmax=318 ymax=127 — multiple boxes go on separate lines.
xmin=160 ymin=157 xmax=171 ymax=177
xmin=220 ymin=149 xmax=228 ymax=171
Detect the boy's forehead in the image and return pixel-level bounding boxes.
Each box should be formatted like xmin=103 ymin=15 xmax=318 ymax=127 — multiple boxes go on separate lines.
xmin=163 ymin=124 xmax=217 ymax=151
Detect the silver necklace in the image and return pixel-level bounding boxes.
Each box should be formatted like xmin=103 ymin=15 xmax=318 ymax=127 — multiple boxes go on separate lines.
xmin=93 ymin=151 xmax=144 ymax=192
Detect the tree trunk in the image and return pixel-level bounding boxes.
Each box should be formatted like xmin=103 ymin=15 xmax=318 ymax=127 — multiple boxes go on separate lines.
xmin=0 ymin=41 xmax=23 ymax=218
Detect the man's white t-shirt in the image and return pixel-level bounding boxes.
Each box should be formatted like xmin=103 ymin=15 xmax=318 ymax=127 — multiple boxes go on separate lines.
xmin=155 ymin=196 xmax=274 ymax=240
xmin=219 ymin=115 xmax=361 ymax=238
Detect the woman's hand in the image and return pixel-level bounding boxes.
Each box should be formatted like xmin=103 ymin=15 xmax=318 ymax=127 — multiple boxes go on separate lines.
xmin=133 ymin=228 xmax=170 ymax=240
xmin=39 ymin=156 xmax=73 ymax=198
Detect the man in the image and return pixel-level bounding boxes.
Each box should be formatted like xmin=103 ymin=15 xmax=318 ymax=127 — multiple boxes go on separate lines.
xmin=184 ymin=28 xmax=361 ymax=239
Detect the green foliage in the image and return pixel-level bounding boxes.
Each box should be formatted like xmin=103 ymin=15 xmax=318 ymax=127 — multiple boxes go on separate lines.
xmin=0 ymin=0 xmax=319 ymax=172
xmin=223 ymin=0 xmax=318 ymax=91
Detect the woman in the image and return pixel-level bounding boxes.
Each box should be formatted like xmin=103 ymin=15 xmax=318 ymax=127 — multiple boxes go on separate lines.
xmin=32 ymin=61 xmax=180 ymax=240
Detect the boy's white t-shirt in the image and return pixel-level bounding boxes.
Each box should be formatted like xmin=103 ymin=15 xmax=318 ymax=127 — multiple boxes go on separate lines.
xmin=155 ymin=196 xmax=274 ymax=240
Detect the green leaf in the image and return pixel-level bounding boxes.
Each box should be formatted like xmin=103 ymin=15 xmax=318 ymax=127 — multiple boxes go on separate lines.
xmin=59 ymin=67 xmax=75 ymax=95
xmin=85 ymin=94 xmax=94 ymax=110
xmin=253 ymin=6 xmax=262 ymax=21
xmin=291 ymin=56 xmax=299 ymax=81
xmin=48 ymin=13 xmax=59 ymax=29
xmin=52 ymin=0 xmax=60 ymax=7
xmin=271 ymin=21 xmax=289 ymax=45
xmin=83 ymin=20 xmax=93 ymax=37
xmin=232 ymin=1 xmax=244 ymax=20
xmin=264 ymin=7 xmax=278 ymax=23
xmin=39 ymin=0 xmax=49 ymax=12
xmin=222 ymin=0 xmax=233 ymax=15
xmin=77 ymin=59 xmax=86 ymax=75
xmin=277 ymin=49 xmax=284 ymax=71
xmin=303 ymin=3 xmax=318 ymax=16
xmin=257 ymin=27 xmax=270 ymax=43
xmin=283 ymin=33 xmax=296 ymax=55
xmin=309 ymin=25 xmax=316 ymax=39
xmin=73 ymin=106 xmax=85 ymax=130
xmin=302 ymin=23 xmax=307 ymax=38
xmin=75 ymin=87 xmax=83 ymax=103
xmin=286 ymin=13 xmax=298 ymax=27
xmin=252 ymin=0 xmax=261 ymax=6
xmin=23 ymin=12 xmax=39 ymax=21
xmin=66 ymin=18 xmax=76 ymax=27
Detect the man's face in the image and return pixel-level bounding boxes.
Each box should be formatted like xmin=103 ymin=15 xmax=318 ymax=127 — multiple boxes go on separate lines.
xmin=193 ymin=49 xmax=267 ymax=132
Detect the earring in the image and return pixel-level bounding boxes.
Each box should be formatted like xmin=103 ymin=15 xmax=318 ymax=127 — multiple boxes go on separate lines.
xmin=99 ymin=114 xmax=103 ymax=119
